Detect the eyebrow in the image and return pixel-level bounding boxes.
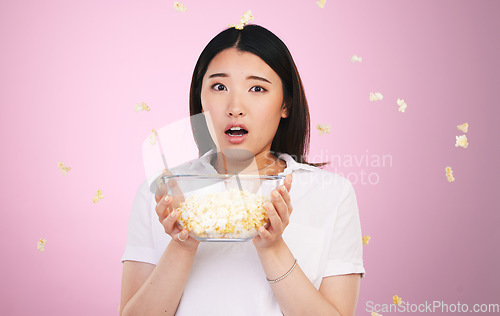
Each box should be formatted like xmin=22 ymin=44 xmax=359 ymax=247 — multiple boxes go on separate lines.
xmin=208 ymin=73 xmax=272 ymax=84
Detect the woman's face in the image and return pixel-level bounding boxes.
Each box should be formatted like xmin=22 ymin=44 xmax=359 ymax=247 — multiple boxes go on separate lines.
xmin=200 ymin=48 xmax=288 ymax=159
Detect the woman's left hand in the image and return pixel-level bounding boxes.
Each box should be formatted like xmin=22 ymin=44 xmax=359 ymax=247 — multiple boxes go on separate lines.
xmin=253 ymin=174 xmax=293 ymax=249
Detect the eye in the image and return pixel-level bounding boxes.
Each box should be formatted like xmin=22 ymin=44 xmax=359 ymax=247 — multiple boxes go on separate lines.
xmin=250 ymin=86 xmax=266 ymax=92
xmin=211 ymin=83 xmax=227 ymax=91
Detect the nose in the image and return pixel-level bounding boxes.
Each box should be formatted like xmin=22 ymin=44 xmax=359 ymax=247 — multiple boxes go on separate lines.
xmin=226 ymin=93 xmax=246 ymax=117
xmin=228 ymin=110 xmax=244 ymax=117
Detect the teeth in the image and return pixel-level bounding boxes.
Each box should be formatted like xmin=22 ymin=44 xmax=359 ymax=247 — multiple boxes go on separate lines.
xmin=230 ymin=127 xmax=242 ymax=131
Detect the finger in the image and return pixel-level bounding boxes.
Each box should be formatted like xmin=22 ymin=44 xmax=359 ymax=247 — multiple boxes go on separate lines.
xmin=284 ymin=174 xmax=293 ymax=192
xmin=278 ymin=185 xmax=293 ymax=215
xmin=271 ymin=189 xmax=290 ymax=225
xmin=257 ymin=225 xmax=272 ymax=240
xmin=154 ymin=170 xmax=172 ymax=203
xmin=266 ymin=201 xmax=282 ymax=232
xmin=177 ymin=229 xmax=188 ymax=242
xmin=162 ymin=207 xmax=181 ymax=235
xmin=154 ymin=181 xmax=168 ymax=204
xmin=167 ymin=178 xmax=186 ymax=203
xmin=155 ymin=195 xmax=173 ymax=222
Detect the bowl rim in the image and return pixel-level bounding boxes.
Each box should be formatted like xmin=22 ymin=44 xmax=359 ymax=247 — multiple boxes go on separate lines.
xmin=161 ymin=174 xmax=286 ymax=181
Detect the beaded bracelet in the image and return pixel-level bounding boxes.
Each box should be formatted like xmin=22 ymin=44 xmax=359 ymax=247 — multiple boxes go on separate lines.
xmin=266 ymin=259 xmax=298 ymax=284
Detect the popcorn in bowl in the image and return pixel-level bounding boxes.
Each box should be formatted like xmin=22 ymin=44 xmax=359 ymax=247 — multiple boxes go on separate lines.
xmin=177 ymin=189 xmax=268 ymax=240
xmin=160 ymin=174 xmax=284 ymax=241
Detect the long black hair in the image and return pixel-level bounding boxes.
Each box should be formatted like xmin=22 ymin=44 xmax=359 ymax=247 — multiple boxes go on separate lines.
xmin=189 ymin=24 xmax=321 ymax=166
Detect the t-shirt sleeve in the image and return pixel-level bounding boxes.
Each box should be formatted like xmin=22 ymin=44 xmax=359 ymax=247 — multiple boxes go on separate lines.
xmin=121 ymin=180 xmax=158 ymax=264
xmin=323 ymin=180 xmax=366 ymax=279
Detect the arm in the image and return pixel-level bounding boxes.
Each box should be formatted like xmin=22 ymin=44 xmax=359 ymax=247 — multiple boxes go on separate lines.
xmin=120 ymin=261 xmax=154 ymax=315
xmin=256 ymin=239 xmax=360 ymax=316
xmin=319 ymin=274 xmax=361 ymax=315
xmin=120 ymin=242 xmax=197 ymax=316
xmin=120 ymin=192 xmax=199 ymax=316
xmin=254 ymin=174 xmax=361 ymax=315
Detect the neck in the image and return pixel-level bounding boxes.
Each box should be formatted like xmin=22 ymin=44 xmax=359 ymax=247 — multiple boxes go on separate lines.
xmin=213 ymin=150 xmax=282 ymax=175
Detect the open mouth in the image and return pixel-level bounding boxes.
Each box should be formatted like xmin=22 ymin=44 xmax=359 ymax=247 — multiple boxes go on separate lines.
xmin=225 ymin=126 xmax=249 ymax=137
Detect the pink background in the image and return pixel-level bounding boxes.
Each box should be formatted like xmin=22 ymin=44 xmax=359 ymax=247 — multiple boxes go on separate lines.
xmin=1 ymin=0 xmax=499 ymax=315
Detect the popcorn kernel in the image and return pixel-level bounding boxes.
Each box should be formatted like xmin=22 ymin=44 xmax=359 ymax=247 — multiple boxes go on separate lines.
xmin=316 ymin=124 xmax=331 ymax=135
xmin=369 ymin=92 xmax=383 ymax=101
xmin=173 ymin=1 xmax=187 ymax=12
xmin=350 ymin=54 xmax=362 ymax=63
xmin=149 ymin=129 xmax=158 ymax=145
xmin=58 ymin=161 xmax=71 ymax=175
xmin=362 ymin=235 xmax=371 ymax=245
xmin=445 ymin=166 xmax=455 ymax=182
xmin=393 ymin=295 xmax=402 ymax=305
xmin=93 ymin=189 xmax=104 ymax=203
xmin=229 ymin=10 xmax=254 ymax=29
xmin=316 ymin=0 xmax=326 ymax=8
xmin=135 ymin=102 xmax=150 ymax=112
xmin=397 ymin=98 xmax=407 ymax=113
xmin=457 ymin=122 xmax=468 ymax=133
xmin=455 ymin=135 xmax=468 ymax=148
xmin=37 ymin=238 xmax=47 ymax=252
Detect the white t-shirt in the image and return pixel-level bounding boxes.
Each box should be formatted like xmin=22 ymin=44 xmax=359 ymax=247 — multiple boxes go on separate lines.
xmin=122 ymin=150 xmax=365 ymax=315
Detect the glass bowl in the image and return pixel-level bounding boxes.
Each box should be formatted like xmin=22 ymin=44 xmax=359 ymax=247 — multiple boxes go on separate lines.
xmin=160 ymin=174 xmax=285 ymax=241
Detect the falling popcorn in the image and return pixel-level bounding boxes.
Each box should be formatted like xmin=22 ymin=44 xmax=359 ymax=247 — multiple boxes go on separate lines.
xmin=92 ymin=189 xmax=105 ymax=203
xmin=371 ymin=312 xmax=383 ymax=316
xmin=173 ymin=1 xmax=187 ymax=12
xmin=57 ymin=161 xmax=71 ymax=175
xmin=445 ymin=166 xmax=455 ymax=183
xmin=231 ymin=23 xmax=245 ymax=30
xmin=134 ymin=102 xmax=150 ymax=112
xmin=362 ymin=235 xmax=371 ymax=245
xmin=37 ymin=238 xmax=47 ymax=252
xmin=241 ymin=10 xmax=253 ymax=22
xmin=455 ymin=135 xmax=469 ymax=148
xmin=369 ymin=92 xmax=383 ymax=101
xmin=393 ymin=295 xmax=402 ymax=305
xmin=229 ymin=10 xmax=254 ymax=30
xmin=457 ymin=122 xmax=468 ymax=133
xmin=397 ymin=98 xmax=407 ymax=113
xmin=350 ymin=54 xmax=362 ymax=63
xmin=316 ymin=124 xmax=330 ymax=135
xmin=149 ymin=129 xmax=158 ymax=145
xmin=316 ymin=0 xmax=326 ymax=8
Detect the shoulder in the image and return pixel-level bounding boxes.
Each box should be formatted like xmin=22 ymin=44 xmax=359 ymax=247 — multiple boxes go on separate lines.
xmin=132 ymin=178 xmax=155 ymax=213
xmin=136 ymin=178 xmax=154 ymax=201
xmin=279 ymin=153 xmax=352 ymax=193
xmin=279 ymin=153 xmax=355 ymax=221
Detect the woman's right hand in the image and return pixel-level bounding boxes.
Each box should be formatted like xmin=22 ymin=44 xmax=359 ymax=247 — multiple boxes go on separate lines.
xmin=154 ymin=179 xmax=200 ymax=250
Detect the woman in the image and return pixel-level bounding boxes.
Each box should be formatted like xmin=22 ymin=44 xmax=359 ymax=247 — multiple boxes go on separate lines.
xmin=120 ymin=24 xmax=365 ymax=316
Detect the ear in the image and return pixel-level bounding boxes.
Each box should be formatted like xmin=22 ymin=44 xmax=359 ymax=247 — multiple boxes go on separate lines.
xmin=281 ymin=105 xmax=288 ymax=118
